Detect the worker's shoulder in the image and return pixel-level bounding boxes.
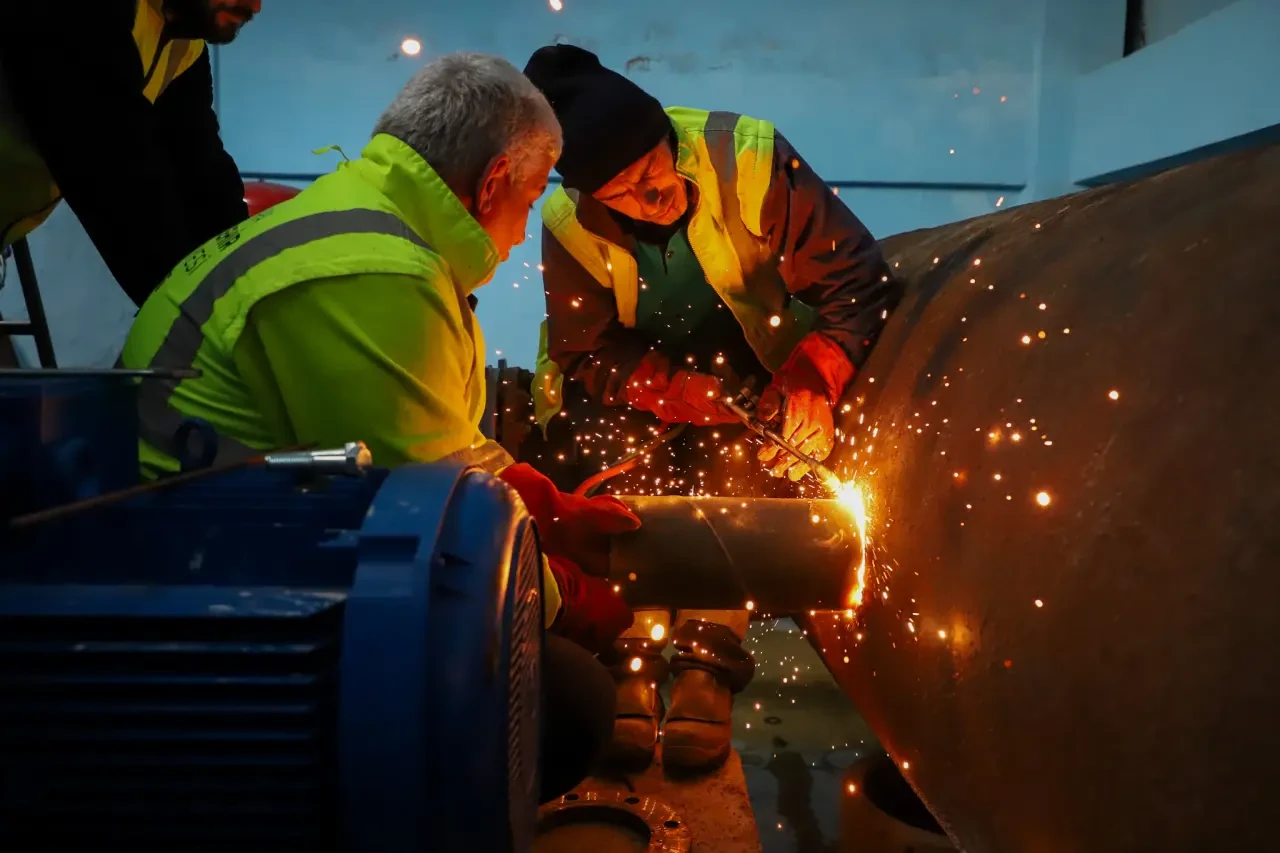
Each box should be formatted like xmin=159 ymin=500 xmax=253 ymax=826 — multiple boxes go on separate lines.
xmin=278 ymin=271 xmax=467 ymax=332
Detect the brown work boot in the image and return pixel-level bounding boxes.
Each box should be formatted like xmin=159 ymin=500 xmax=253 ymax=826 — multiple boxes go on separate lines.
xmin=662 ymin=620 xmax=755 ymax=773
xmin=602 ymin=637 xmax=669 ymax=771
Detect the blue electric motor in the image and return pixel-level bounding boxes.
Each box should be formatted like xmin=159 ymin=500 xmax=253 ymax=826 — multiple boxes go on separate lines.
xmin=0 ymin=372 xmax=545 ymax=852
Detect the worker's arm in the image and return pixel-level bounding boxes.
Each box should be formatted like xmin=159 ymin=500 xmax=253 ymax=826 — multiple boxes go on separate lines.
xmin=541 ymin=227 xmax=652 ymax=405
xmin=0 ymin=4 xmax=228 ymax=305
xmin=151 ymin=51 xmax=248 ymax=247
xmin=761 ymin=131 xmax=903 ymax=368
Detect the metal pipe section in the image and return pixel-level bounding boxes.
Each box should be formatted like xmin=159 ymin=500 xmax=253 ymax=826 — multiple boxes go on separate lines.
xmin=609 ymin=496 xmax=858 ymax=612
xmin=808 ymin=143 xmax=1280 ymax=853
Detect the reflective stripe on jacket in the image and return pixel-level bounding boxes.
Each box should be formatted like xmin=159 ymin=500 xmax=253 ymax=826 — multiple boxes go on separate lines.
xmin=532 ymin=319 xmax=564 ymax=434
xmin=0 ymin=0 xmax=204 ymax=248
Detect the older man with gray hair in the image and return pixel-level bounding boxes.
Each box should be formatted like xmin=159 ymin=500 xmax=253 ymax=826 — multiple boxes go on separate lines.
xmin=119 ymin=52 xmax=635 ymax=801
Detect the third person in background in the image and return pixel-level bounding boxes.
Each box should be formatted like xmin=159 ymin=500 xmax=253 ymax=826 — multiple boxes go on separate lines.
xmin=1 ymin=1 xmax=261 ymax=306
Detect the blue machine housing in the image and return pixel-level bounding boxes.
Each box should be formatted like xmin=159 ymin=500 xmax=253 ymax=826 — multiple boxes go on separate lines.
xmin=0 ymin=459 xmax=545 ymax=852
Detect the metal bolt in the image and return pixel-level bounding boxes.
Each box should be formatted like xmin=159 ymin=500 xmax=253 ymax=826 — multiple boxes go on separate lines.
xmin=265 ymin=441 xmax=372 ymax=476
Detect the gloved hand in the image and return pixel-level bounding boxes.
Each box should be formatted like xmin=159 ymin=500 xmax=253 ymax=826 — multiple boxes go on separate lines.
xmin=757 ymin=333 xmax=855 ymax=481
xmin=498 ymin=463 xmax=641 ymax=576
xmin=624 ymin=352 xmax=738 ymax=425
xmin=546 ymin=554 xmax=634 ymax=654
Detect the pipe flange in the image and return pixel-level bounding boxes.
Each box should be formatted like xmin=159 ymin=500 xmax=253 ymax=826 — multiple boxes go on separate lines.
xmin=536 ymin=789 xmax=692 ymax=852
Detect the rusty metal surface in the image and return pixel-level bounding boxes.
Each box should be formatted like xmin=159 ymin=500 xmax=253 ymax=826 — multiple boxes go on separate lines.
xmin=610 ymin=496 xmax=857 ymax=612
xmin=839 ymin=753 xmax=954 ymax=853
xmin=809 ymin=144 xmax=1280 ymax=852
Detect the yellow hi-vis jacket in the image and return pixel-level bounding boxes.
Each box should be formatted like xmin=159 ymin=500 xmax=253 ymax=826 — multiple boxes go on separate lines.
xmin=119 ymin=133 xmax=562 ymax=626
xmin=532 ymin=107 xmax=816 ymax=428
xmin=0 ymin=0 xmax=204 ymax=248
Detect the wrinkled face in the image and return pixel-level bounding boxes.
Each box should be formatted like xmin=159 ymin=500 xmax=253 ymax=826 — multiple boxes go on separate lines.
xmin=592 ymin=139 xmax=687 ymax=226
xmin=166 ymin=0 xmax=261 ymax=44
xmin=472 ymin=151 xmax=555 ymax=262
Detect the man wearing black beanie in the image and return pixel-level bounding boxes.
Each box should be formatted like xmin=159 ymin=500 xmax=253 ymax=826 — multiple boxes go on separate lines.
xmin=522 ymin=44 xmax=902 ymax=773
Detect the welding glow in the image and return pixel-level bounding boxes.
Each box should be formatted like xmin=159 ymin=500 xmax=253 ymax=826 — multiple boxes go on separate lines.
xmin=832 ymin=479 xmax=871 ymax=608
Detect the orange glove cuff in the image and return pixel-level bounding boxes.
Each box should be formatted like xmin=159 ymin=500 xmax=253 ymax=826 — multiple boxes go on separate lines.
xmin=775 ymin=333 xmax=856 ymax=405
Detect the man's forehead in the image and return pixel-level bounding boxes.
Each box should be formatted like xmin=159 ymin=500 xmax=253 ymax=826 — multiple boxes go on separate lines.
xmin=601 ymin=152 xmax=653 ymax=191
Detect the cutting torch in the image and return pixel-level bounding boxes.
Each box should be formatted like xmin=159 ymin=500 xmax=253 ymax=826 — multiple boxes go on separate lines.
xmin=724 ymin=386 xmax=844 ymax=494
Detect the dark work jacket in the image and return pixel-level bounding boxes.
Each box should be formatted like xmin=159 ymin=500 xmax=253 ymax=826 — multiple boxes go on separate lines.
xmin=541 ymin=131 xmax=903 ymax=404
xmin=0 ymin=1 xmax=248 ymax=305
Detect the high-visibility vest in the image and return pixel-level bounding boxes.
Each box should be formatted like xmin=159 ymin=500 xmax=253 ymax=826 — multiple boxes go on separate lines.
xmin=535 ymin=107 xmax=814 ymax=425
xmin=0 ymin=0 xmax=205 ymax=248
xmin=119 ymin=133 xmax=506 ymax=479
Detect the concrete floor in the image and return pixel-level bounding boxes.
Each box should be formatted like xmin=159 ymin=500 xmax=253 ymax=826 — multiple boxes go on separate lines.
xmin=735 ymin=618 xmax=881 ymax=853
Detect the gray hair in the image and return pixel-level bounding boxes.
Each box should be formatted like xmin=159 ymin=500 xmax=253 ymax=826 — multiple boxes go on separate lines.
xmin=373 ymin=52 xmax=561 ymax=191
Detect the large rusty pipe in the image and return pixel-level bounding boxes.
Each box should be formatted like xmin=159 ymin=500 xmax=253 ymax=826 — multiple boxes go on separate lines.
xmin=806 ymin=144 xmax=1280 ymax=853
xmin=609 ymin=496 xmax=858 ymax=612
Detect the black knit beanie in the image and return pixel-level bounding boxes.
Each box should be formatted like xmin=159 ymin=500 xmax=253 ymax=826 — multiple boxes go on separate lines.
xmin=523 ymin=45 xmax=673 ymax=194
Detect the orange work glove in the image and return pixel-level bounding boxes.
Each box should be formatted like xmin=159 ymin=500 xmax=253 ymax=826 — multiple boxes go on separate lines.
xmin=624 ymin=352 xmax=738 ymax=425
xmin=545 ymin=554 xmax=634 ymax=654
xmin=756 ymin=333 xmax=855 ymax=481
xmin=498 ymin=463 xmax=641 ymax=577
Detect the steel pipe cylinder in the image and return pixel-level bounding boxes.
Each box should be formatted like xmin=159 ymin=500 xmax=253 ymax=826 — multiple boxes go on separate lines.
xmin=609 ymin=496 xmax=858 ymax=612
xmin=807 ymin=144 xmax=1280 ymax=853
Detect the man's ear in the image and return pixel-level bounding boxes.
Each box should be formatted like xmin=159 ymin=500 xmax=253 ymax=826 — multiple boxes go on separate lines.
xmin=476 ymin=154 xmax=513 ymax=218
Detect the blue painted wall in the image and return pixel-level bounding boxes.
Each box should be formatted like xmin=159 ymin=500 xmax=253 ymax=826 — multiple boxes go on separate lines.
xmin=1072 ymin=0 xmax=1280 ymax=185
xmin=4 ymin=0 xmax=1276 ymax=369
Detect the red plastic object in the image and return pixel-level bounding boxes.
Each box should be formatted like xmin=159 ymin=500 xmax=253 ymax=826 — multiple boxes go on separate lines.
xmin=243 ymin=181 xmax=301 ymax=216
